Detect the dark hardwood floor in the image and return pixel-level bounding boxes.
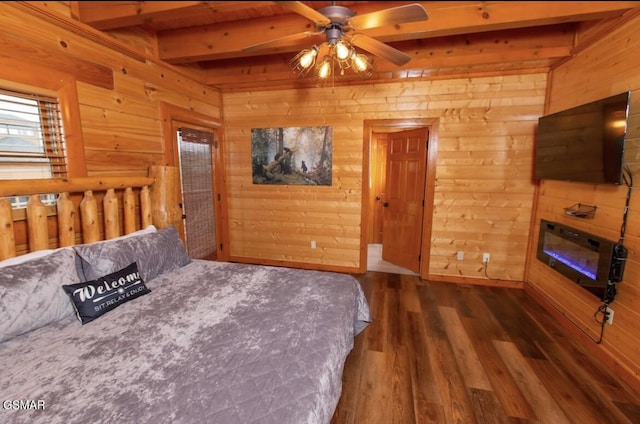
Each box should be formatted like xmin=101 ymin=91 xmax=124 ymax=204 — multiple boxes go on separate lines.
xmin=331 ymin=271 xmax=640 ymax=424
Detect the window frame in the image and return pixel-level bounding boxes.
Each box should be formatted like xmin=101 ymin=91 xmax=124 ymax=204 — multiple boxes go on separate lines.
xmin=0 ymin=60 xmax=87 ymax=178
xmin=0 ymin=88 xmax=69 ymax=179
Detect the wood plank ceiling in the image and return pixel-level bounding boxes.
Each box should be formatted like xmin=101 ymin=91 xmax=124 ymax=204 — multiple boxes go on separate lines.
xmin=71 ymin=1 xmax=640 ymax=91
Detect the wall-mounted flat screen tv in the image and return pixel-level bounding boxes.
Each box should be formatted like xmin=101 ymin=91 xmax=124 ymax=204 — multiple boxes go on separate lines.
xmin=534 ymin=91 xmax=630 ymax=185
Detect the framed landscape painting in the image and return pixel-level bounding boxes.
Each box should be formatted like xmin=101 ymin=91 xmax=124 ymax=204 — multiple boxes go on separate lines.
xmin=251 ymin=126 xmax=332 ymax=186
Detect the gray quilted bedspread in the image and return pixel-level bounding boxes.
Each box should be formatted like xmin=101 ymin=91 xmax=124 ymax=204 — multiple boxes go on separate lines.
xmin=0 ymin=260 xmax=371 ymax=424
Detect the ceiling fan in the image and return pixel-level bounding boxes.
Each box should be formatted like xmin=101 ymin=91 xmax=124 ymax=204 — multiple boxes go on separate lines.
xmin=243 ymin=2 xmax=429 ymax=79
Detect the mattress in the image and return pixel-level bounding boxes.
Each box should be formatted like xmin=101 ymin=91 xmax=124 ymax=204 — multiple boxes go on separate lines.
xmin=0 ymin=259 xmax=371 ymax=424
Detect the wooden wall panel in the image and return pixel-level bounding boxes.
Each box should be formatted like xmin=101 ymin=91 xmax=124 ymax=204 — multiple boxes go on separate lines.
xmin=4 ymin=0 xmax=638 ymax=391
xmin=0 ymin=2 xmax=221 ymax=179
xmin=223 ymin=74 xmax=545 ymax=274
xmin=526 ymin=14 xmax=640 ymax=392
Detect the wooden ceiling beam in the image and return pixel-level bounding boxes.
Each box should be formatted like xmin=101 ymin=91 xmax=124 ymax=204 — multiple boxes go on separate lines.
xmin=201 ymin=25 xmax=574 ymax=89
xmin=72 ymin=1 xmax=275 ymax=30
xmin=152 ymin=1 xmax=637 ymax=64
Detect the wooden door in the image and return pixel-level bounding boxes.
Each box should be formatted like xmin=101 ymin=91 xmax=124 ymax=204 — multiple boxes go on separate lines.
xmin=381 ymin=127 xmax=428 ymax=273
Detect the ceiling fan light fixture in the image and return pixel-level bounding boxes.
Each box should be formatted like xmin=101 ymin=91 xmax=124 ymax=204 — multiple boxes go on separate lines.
xmin=317 ymin=56 xmax=332 ymax=79
xmin=290 ymin=39 xmax=374 ymax=81
xmin=253 ymin=2 xmax=430 ymax=83
xmin=290 ymin=46 xmax=319 ymax=77
xmin=334 ymin=40 xmax=352 ymax=61
xmin=352 ymin=53 xmax=374 ymax=78
xmin=299 ymin=47 xmax=318 ymax=68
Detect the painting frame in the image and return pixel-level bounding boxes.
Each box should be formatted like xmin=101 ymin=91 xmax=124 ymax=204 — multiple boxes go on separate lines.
xmin=251 ymin=126 xmax=333 ymax=186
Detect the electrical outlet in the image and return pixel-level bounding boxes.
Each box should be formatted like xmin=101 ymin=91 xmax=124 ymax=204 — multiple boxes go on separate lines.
xmin=457 ymin=251 xmax=464 ymax=260
xmin=606 ymin=307 xmax=614 ymax=325
xmin=482 ymin=252 xmax=490 ymax=263
xmin=310 ymin=240 xmax=317 ymax=249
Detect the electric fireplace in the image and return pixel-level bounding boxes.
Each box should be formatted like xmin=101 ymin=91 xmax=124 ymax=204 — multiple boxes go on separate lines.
xmin=536 ymin=219 xmax=626 ymax=300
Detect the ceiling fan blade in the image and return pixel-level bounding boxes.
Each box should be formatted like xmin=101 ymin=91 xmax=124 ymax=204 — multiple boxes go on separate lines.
xmin=278 ymin=1 xmax=331 ymax=26
xmin=349 ymin=34 xmax=412 ymax=66
xmin=348 ymin=3 xmax=429 ymax=30
xmin=242 ymin=31 xmax=324 ymax=52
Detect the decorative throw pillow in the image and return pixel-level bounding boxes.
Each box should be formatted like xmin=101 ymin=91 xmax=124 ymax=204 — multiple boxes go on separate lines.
xmin=74 ymin=225 xmax=191 ymax=284
xmin=62 ymin=262 xmax=151 ymax=325
xmin=0 ymin=248 xmax=78 ymax=343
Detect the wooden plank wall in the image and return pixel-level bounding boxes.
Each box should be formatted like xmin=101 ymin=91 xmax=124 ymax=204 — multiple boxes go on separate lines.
xmin=525 ymin=13 xmax=640 ymax=391
xmin=222 ymin=75 xmax=545 ymax=276
xmin=1 ymin=0 xmax=638 ymax=394
xmin=0 ymin=2 xmax=221 ymax=179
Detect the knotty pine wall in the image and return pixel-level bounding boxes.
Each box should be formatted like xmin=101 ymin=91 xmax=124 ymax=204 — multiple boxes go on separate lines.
xmin=525 ymin=12 xmax=640 ymax=392
xmin=3 ymin=1 xmax=639 ymax=391
xmin=222 ymin=75 xmax=545 ymax=277
xmin=0 ymin=2 xmax=221 ymax=179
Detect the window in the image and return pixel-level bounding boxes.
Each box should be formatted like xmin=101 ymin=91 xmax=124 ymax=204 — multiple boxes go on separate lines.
xmin=0 ymin=88 xmax=68 ymax=207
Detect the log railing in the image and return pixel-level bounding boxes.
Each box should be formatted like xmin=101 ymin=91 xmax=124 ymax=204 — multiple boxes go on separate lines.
xmin=0 ymin=165 xmax=182 ymax=260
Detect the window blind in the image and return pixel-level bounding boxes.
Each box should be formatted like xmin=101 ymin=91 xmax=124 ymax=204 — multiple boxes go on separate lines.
xmin=0 ymin=87 xmax=68 ymax=179
xmin=178 ymin=127 xmax=217 ymax=260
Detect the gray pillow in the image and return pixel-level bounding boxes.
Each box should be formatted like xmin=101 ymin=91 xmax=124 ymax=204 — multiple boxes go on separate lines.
xmin=74 ymin=225 xmax=191 ymax=283
xmin=72 ymin=225 xmax=157 ymax=282
xmin=0 ymin=248 xmax=78 ymax=343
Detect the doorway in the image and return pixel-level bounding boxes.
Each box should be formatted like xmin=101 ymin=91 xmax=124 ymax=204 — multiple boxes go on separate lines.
xmin=177 ymin=126 xmax=217 ymax=260
xmin=363 ymin=118 xmax=438 ymax=278
xmin=160 ymin=102 xmax=227 ymax=262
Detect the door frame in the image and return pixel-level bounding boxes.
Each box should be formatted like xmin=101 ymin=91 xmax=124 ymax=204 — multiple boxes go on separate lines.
xmin=361 ymin=118 xmax=439 ymax=279
xmin=368 ymin=131 xmax=388 ymax=244
xmin=159 ymin=102 xmax=229 ymax=261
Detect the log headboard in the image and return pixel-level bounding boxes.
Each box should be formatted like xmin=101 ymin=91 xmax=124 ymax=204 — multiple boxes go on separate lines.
xmin=0 ymin=165 xmax=182 ymax=260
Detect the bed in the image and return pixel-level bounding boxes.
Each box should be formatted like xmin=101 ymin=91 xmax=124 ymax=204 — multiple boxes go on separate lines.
xmin=0 ymin=166 xmax=371 ymax=424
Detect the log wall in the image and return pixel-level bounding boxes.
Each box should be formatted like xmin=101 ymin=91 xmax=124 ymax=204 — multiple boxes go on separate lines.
xmin=525 ymin=13 xmax=640 ymax=392
xmin=222 ymin=75 xmax=545 ymax=276
xmin=1 ymin=0 xmax=638 ymax=391
xmin=0 ymin=2 xmax=221 ymax=179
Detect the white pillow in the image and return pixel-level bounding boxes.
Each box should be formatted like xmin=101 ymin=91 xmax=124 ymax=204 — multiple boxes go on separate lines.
xmin=0 ymin=249 xmax=56 ymax=268
xmin=116 ymin=224 xmax=157 ymax=240
xmin=80 ymin=224 xmax=157 ymax=247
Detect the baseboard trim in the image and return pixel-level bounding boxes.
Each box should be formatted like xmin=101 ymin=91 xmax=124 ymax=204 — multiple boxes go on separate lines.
xmin=426 ymin=274 xmax=523 ymax=289
xmin=524 ymin=283 xmax=640 ymax=395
